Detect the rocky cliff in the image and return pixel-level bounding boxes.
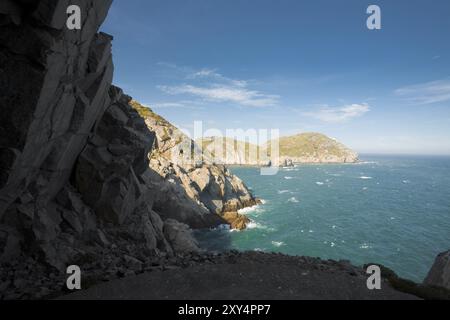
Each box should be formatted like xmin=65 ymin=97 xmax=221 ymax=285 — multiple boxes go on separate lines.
xmin=130 ymin=101 xmax=259 ymax=230
xmin=0 ymin=0 xmax=255 ymax=299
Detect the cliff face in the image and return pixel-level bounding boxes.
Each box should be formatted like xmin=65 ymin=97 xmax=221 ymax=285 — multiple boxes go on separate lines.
xmin=0 ymin=0 xmax=256 ymax=299
xmin=0 ymin=0 xmax=120 ymax=270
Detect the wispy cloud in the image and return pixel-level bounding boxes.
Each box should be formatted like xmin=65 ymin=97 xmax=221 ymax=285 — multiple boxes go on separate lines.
xmin=303 ymin=103 xmax=370 ymax=123
xmin=146 ymin=100 xmax=204 ymax=110
xmin=187 ymin=68 xmax=248 ymax=87
xmin=156 ymin=63 xmax=279 ymax=107
xmin=395 ymin=79 xmax=450 ymax=105
xmin=158 ymin=84 xmax=279 ymax=107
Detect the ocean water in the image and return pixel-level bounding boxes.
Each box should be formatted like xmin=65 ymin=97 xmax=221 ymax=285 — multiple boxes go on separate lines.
xmin=195 ymin=155 xmax=450 ymax=282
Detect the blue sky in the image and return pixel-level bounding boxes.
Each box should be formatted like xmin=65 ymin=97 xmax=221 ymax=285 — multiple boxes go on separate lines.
xmin=102 ymin=0 xmax=450 ymax=155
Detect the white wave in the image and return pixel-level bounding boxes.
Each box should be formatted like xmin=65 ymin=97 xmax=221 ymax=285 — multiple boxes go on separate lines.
xmin=316 ymin=182 xmax=324 ymax=185
xmin=271 ymin=241 xmax=285 ymax=247
xmin=284 ymin=176 xmax=294 ymax=180
xmin=246 ymin=222 xmax=264 ymax=230
xmin=287 ymin=197 xmax=299 ymax=203
xmin=245 ymin=222 xmax=276 ymax=232
xmin=359 ymin=243 xmax=372 ymax=249
xmin=362 ymin=187 xmax=368 ymax=191
xmin=329 ymin=173 xmax=342 ymax=177
xmin=238 ymin=205 xmax=260 ymax=214
xmin=356 ymin=161 xmax=378 ymax=165
xmin=402 ymin=180 xmax=410 ymax=184
xmin=277 ymin=190 xmax=290 ymax=194
xmin=359 ymin=176 xmax=373 ymax=180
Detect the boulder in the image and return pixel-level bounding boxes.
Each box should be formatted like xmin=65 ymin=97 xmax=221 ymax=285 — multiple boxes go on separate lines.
xmin=424 ymin=250 xmax=450 ymax=290
xmin=163 ymin=219 xmax=200 ymax=253
xmin=222 ymin=212 xmax=251 ymax=230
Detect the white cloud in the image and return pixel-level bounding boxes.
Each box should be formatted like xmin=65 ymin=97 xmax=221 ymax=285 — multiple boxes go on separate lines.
xmin=303 ymin=103 xmax=370 ymax=123
xmin=190 ymin=68 xmax=219 ymax=78
xmin=395 ymin=79 xmax=450 ymax=105
xmin=158 ymin=84 xmax=279 ymax=107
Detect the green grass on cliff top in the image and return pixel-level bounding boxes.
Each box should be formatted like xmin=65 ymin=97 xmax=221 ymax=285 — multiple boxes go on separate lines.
xmin=267 ymin=132 xmax=351 ymax=158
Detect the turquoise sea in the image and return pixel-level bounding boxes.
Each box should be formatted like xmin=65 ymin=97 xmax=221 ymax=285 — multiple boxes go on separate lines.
xmin=195 ymin=155 xmax=450 ymax=282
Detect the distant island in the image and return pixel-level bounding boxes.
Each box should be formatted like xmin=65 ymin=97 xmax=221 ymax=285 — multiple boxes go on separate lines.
xmin=198 ymin=133 xmax=358 ymax=167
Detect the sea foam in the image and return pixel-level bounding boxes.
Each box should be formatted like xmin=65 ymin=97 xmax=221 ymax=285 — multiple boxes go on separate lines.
xmin=287 ymin=197 xmax=299 ymax=203
xmin=238 ymin=205 xmax=262 ymax=215
xmin=271 ymin=241 xmax=285 ymax=247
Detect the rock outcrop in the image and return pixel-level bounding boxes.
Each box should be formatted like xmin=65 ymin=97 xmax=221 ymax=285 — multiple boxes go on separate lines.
xmin=424 ymin=250 xmax=450 ymax=290
xmin=130 ymin=101 xmax=259 ymax=230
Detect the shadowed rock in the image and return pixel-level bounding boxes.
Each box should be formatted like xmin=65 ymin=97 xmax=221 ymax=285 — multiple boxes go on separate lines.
xmin=424 ymin=250 xmax=450 ymax=290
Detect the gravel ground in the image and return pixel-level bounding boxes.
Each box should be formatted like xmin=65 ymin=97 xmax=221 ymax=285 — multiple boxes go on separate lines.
xmin=60 ymin=251 xmax=419 ymax=300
